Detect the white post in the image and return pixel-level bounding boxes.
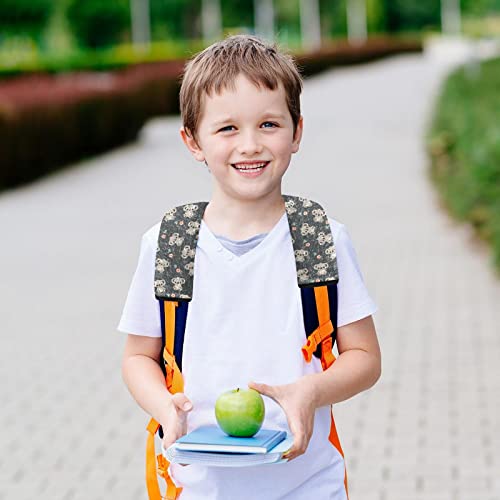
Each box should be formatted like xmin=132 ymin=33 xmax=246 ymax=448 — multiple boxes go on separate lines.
xmin=346 ymin=0 xmax=367 ymax=44
xmin=299 ymin=0 xmax=321 ymax=50
xmin=130 ymin=0 xmax=151 ymax=49
xmin=202 ymin=0 xmax=223 ymax=42
xmin=254 ymin=0 xmax=274 ymax=42
xmin=441 ymin=0 xmax=462 ymax=36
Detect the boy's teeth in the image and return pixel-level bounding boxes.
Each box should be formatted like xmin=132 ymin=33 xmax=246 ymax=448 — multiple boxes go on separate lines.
xmin=233 ymin=162 xmax=268 ymax=170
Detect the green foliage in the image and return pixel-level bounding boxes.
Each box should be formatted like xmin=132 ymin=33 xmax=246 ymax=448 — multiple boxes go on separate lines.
xmin=366 ymin=0 xmax=387 ymax=32
xmin=0 ymin=41 xmax=202 ymax=78
xmin=66 ymin=0 xmax=130 ymax=49
xmin=0 ymin=0 xmax=53 ymax=39
xmin=0 ymin=0 xmax=53 ymax=27
xmin=320 ymin=0 xmax=348 ymax=36
xmin=462 ymin=0 xmax=500 ymax=16
xmin=428 ymin=57 xmax=500 ymax=272
xmin=384 ymin=0 xmax=440 ymax=32
xmin=274 ymin=0 xmax=301 ymax=45
xmin=150 ymin=0 xmax=201 ymax=40
xmin=221 ymin=0 xmax=253 ymax=29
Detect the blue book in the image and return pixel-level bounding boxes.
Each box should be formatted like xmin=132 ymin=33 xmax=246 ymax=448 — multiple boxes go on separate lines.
xmin=174 ymin=425 xmax=287 ymax=454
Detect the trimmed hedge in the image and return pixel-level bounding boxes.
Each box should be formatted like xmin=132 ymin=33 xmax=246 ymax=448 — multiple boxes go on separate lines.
xmin=295 ymin=36 xmax=422 ymax=75
xmin=0 ymin=37 xmax=422 ymax=190
xmin=0 ymin=61 xmax=183 ymax=188
xmin=428 ymin=57 xmax=500 ymax=273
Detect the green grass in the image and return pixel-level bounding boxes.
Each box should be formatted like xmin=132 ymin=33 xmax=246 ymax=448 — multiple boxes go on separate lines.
xmin=428 ymin=56 xmax=500 ymax=274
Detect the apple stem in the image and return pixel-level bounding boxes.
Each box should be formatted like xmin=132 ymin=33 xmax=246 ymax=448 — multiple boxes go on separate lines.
xmin=236 ymin=388 xmax=240 ymax=392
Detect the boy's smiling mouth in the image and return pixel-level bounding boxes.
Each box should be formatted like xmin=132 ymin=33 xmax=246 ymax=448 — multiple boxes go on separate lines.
xmin=231 ymin=161 xmax=270 ymax=172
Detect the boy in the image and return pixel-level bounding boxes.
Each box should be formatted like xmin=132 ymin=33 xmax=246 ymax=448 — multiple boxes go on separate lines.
xmin=119 ymin=35 xmax=381 ymax=499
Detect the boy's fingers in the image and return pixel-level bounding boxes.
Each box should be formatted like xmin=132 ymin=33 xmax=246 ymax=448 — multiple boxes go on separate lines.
xmin=283 ymin=438 xmax=305 ymax=461
xmin=282 ymin=439 xmax=299 ymax=460
xmin=162 ymin=430 xmax=177 ymax=449
xmin=171 ymin=393 xmax=193 ymax=412
xmin=248 ymin=381 xmax=277 ymax=399
xmin=283 ymin=425 xmax=308 ymax=461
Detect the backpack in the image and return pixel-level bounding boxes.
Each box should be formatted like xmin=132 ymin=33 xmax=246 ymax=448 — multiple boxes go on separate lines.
xmin=144 ymin=195 xmax=347 ymax=499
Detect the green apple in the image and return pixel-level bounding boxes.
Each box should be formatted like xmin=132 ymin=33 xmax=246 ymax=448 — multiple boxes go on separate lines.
xmin=215 ymin=388 xmax=265 ymax=437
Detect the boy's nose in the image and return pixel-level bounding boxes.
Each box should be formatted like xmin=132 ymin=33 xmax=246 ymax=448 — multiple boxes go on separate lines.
xmin=237 ymin=130 xmax=263 ymax=156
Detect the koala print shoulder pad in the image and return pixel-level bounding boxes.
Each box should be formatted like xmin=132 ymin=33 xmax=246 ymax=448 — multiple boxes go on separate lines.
xmin=154 ymin=196 xmax=338 ymax=301
xmin=283 ymin=195 xmax=338 ymax=288
xmin=154 ymin=202 xmax=208 ymax=301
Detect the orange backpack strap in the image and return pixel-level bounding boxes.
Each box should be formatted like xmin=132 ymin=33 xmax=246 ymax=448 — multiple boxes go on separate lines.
xmin=147 ymin=200 xmax=208 ymax=500
xmin=302 ymin=285 xmax=349 ymax=497
xmin=301 ymin=286 xmax=337 ymax=369
xmin=145 ymin=301 xmax=183 ymax=500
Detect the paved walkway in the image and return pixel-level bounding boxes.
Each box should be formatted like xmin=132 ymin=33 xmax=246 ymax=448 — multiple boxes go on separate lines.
xmin=1 ymin=40 xmax=499 ymax=500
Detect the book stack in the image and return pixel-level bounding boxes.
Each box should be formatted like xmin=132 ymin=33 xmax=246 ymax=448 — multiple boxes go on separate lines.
xmin=163 ymin=425 xmax=292 ymax=467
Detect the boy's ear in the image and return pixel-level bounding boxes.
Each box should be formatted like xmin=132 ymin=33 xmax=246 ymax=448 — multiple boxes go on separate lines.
xmin=180 ymin=127 xmax=205 ymax=162
xmin=291 ymin=116 xmax=304 ymax=154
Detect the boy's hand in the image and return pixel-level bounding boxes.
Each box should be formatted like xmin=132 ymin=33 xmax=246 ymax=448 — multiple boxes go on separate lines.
xmin=161 ymin=393 xmax=193 ymax=450
xmin=248 ymin=377 xmax=317 ymax=461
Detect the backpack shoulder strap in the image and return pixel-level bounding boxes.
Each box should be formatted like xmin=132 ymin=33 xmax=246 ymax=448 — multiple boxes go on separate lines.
xmin=147 ymin=201 xmax=207 ymax=500
xmin=282 ymin=194 xmax=339 ymax=361
xmin=282 ymin=195 xmax=338 ymax=287
xmin=284 ymin=195 xmax=346 ymax=491
xmin=154 ymin=201 xmax=208 ymax=301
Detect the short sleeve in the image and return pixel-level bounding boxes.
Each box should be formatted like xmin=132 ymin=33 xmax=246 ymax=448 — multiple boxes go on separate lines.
xmin=332 ymin=222 xmax=378 ymax=327
xmin=117 ymin=227 xmax=162 ymax=337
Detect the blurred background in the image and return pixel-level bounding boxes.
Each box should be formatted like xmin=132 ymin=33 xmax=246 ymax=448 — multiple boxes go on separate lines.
xmin=1 ymin=1 xmax=500 ymax=500
xmin=0 ymin=0 xmax=499 ymax=264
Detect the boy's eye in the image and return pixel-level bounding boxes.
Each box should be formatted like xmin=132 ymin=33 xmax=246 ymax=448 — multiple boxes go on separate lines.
xmin=218 ymin=125 xmax=235 ymax=132
xmin=261 ymin=122 xmax=278 ymax=128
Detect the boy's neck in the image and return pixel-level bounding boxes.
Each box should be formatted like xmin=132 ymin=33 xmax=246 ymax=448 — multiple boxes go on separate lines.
xmin=203 ymin=191 xmax=286 ymax=240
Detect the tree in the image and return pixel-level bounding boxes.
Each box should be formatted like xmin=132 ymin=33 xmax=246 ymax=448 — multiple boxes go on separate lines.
xmin=383 ymin=0 xmax=441 ymax=32
xmin=0 ymin=0 xmax=53 ymax=39
xmin=221 ymin=0 xmax=253 ymax=31
xmin=462 ymin=0 xmax=500 ymax=15
xmin=150 ymin=0 xmax=201 ymax=40
xmin=67 ymin=0 xmax=130 ymax=49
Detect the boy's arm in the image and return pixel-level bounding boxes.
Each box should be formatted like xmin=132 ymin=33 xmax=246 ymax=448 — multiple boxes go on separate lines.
xmin=305 ymin=314 xmax=381 ymax=407
xmin=250 ymin=315 xmax=380 ymax=460
xmin=121 ymin=334 xmax=193 ymax=446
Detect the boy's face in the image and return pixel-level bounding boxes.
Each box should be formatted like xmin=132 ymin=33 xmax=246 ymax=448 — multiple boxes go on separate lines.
xmin=181 ymin=74 xmax=303 ymax=203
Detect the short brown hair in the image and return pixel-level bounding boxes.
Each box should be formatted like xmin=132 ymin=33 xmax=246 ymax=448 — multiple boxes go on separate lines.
xmin=179 ymin=34 xmax=303 ymax=141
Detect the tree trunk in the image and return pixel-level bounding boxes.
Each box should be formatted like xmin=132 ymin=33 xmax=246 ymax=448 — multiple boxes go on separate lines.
xmin=254 ymin=0 xmax=274 ymax=42
xmin=441 ymin=0 xmax=461 ymax=36
xmin=202 ymin=0 xmax=223 ymax=42
xmin=347 ymin=0 xmax=367 ymax=44
xmin=299 ymin=0 xmax=321 ymax=50
xmin=130 ymin=0 xmax=151 ymax=48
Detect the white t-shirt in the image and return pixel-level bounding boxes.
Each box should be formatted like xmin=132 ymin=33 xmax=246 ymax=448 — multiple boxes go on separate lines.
xmin=118 ymin=212 xmax=377 ymax=500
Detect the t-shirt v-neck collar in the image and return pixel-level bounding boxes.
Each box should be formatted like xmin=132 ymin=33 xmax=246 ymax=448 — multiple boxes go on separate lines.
xmin=199 ymin=211 xmax=288 ymax=264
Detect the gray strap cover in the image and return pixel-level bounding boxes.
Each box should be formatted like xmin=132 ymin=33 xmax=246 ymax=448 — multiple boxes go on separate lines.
xmin=283 ymin=195 xmax=338 ymax=288
xmin=154 ymin=196 xmax=337 ymax=301
xmin=154 ymin=202 xmax=208 ymax=301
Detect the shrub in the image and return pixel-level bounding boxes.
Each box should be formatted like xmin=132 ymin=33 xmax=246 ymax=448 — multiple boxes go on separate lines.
xmin=428 ymin=57 xmax=500 ymax=272
xmin=0 ymin=60 xmax=183 ymax=189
